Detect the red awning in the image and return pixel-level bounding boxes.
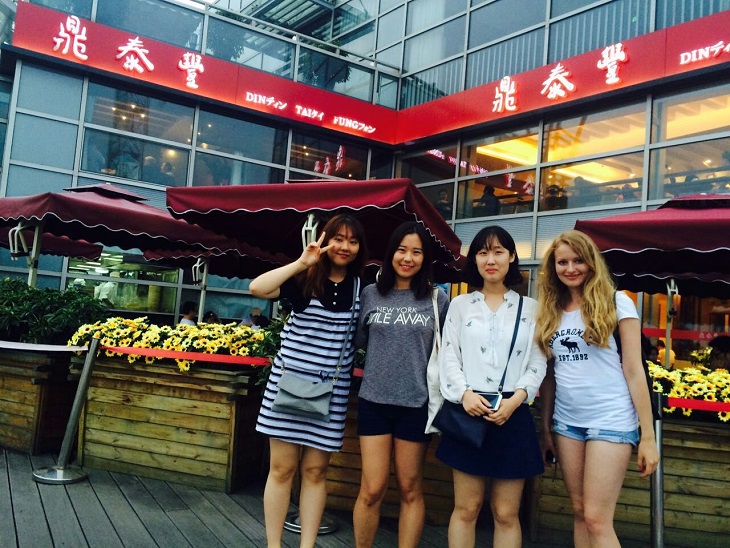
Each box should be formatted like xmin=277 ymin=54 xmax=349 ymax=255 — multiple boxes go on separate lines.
xmin=166 ymin=178 xmax=462 ymax=269
xmin=575 ymin=193 xmax=730 ymax=296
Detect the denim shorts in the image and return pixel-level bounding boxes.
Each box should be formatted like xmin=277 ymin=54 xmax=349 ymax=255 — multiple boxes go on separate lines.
xmin=553 ymin=420 xmax=639 ymax=447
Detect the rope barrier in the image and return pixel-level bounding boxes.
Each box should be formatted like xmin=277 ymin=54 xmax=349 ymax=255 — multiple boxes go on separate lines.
xmin=666 ymin=397 xmax=730 ymax=413
xmin=100 ymin=345 xmax=271 ymax=366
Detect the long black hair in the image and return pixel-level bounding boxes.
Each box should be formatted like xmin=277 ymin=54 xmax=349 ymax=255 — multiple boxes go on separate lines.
xmin=376 ymin=221 xmax=433 ymax=299
xmin=463 ymin=225 xmax=522 ymax=287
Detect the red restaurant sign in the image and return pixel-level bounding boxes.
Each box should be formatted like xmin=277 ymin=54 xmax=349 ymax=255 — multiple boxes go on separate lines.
xmin=11 ymin=2 xmax=730 ymax=146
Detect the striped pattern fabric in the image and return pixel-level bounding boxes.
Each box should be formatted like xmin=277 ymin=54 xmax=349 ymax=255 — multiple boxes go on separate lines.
xmin=256 ymin=280 xmax=360 ymax=452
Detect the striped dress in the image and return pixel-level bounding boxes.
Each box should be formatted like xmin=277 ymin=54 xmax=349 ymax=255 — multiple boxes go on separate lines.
xmin=256 ymin=276 xmax=360 ymax=452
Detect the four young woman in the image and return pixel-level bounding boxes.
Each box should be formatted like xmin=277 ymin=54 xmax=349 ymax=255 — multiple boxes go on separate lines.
xmin=252 ymin=217 xmax=659 ymax=547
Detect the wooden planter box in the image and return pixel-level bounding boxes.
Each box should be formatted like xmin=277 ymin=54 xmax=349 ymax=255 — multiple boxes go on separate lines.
xmin=529 ymin=417 xmax=730 ymax=547
xmin=71 ymin=357 xmax=266 ymax=492
xmin=0 ymin=349 xmax=77 ymax=454
xmin=325 ymin=392 xmax=455 ymax=525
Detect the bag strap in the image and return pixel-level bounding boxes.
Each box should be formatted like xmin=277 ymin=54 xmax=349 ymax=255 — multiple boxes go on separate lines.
xmin=431 ymin=288 xmax=440 ymax=340
xmin=496 ymin=295 xmax=523 ymax=393
xmin=332 ymin=277 xmax=359 ymax=386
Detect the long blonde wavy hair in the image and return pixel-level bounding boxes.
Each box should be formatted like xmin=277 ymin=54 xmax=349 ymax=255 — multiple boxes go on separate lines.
xmin=536 ymin=230 xmax=617 ymax=356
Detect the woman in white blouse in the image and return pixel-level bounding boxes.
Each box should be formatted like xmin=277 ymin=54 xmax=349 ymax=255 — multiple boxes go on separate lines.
xmin=437 ymin=226 xmax=546 ymax=548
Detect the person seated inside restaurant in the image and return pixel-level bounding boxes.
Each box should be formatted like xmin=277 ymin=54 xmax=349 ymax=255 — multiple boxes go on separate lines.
xmin=708 ymin=335 xmax=730 ymax=370
xmin=434 ymin=189 xmax=453 ymax=219
xmin=202 ymin=310 xmax=220 ymax=324
xmin=657 ymin=339 xmax=676 ymax=369
xmin=179 ymin=301 xmax=198 ymax=326
xmin=472 ymin=185 xmax=501 ymax=216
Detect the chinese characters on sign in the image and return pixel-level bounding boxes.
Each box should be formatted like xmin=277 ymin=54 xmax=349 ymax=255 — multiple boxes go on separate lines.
xmin=52 ymin=16 xmax=88 ymax=61
xmin=178 ymin=52 xmax=204 ymax=89
xmin=597 ymin=43 xmax=627 ymax=85
xmin=116 ymin=37 xmax=155 ymax=74
xmin=541 ymin=63 xmax=576 ymax=100
xmin=492 ymin=76 xmax=517 ymax=113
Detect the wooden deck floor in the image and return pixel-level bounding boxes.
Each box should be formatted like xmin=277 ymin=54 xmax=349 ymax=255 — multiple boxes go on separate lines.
xmin=2 ymin=448 xmax=535 ymax=547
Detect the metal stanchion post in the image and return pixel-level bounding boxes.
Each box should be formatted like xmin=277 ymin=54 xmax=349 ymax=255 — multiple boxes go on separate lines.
xmin=32 ymin=337 xmax=100 ymax=485
xmin=651 ymin=391 xmax=664 ymax=548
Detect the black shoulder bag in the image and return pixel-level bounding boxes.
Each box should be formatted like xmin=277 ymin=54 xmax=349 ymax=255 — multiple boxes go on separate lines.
xmin=433 ymin=296 xmax=523 ymax=449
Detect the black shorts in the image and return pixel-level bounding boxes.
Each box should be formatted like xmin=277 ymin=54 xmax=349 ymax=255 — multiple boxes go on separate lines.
xmin=357 ymin=397 xmax=432 ymax=443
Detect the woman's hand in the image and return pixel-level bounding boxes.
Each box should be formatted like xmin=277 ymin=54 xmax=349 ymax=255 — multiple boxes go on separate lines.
xmin=484 ymin=392 xmax=522 ymax=426
xmin=461 ymin=390 xmax=490 ymax=416
xmin=636 ymin=437 xmax=659 ymax=477
xmin=297 ymin=232 xmax=332 ymax=269
xmin=541 ymin=431 xmax=557 ymax=466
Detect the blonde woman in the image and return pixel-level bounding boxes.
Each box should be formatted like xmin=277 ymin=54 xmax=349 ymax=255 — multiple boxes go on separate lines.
xmin=536 ymin=230 xmax=658 ymax=548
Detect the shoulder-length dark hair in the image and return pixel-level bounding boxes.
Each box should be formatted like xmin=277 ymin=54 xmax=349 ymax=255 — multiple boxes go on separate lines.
xmin=376 ymin=221 xmax=433 ymax=299
xmin=300 ymin=213 xmax=368 ymax=299
xmin=463 ymin=225 xmax=522 ymax=288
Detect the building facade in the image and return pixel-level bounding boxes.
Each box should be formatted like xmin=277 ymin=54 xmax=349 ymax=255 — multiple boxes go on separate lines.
xmin=1 ymin=0 xmax=729 ymax=355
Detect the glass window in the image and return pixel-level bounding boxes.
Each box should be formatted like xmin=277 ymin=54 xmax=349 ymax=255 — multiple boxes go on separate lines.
xmin=290 ymin=132 xmax=369 ymax=180
xmin=649 ymin=137 xmax=730 ymax=200
xmin=85 ymin=83 xmax=194 ymax=143
xmin=11 ymin=114 xmax=77 ymax=170
xmin=539 ymin=152 xmax=644 ymax=211
xmin=407 ymin=0 xmax=467 ymax=35
xmin=652 ymin=83 xmax=730 ymax=143
xmin=466 ymin=29 xmax=544 ymax=90
xmin=197 ymin=110 xmax=288 ymax=165
xmin=397 ymin=145 xmax=457 ymax=184
xmin=297 ymin=49 xmax=374 ymax=102
xmin=404 ymin=16 xmax=465 ymax=72
xmin=548 ymin=0 xmax=650 ymax=62
xmin=460 ymin=127 xmax=540 ymax=176
xmin=401 ymin=58 xmax=463 ymax=108
xmin=31 ymin=0 xmax=93 ymax=18
xmin=370 ymin=148 xmax=394 ymax=179
xmin=5 ymin=165 xmax=73 ymax=196
xmin=456 ymin=171 xmax=536 ymax=219
xmin=193 ymin=152 xmax=285 ymax=186
xmin=377 ymin=6 xmax=404 ymax=49
xmin=96 ymin=0 xmax=203 ymax=51
xmin=380 ymin=0 xmax=404 ymax=12
xmin=0 ymin=80 xmax=12 ymax=119
xmin=17 ymin=64 xmax=83 ymax=119
xmin=81 ymin=129 xmax=189 ymax=186
xmin=377 ymin=73 xmax=399 ymax=109
xmin=205 ymin=18 xmax=294 ymax=78
xmin=377 ymin=43 xmax=403 ymax=69
xmin=421 ymin=183 xmax=456 ymax=221
xmin=468 ymin=0 xmax=546 ymax=49
xmin=656 ymin=0 xmax=730 ymax=29
xmin=337 ymin=22 xmax=376 ymax=56
xmin=551 ymin=0 xmax=593 ymax=17
xmin=543 ymin=103 xmax=646 ymax=163
xmin=334 ymin=0 xmax=377 ymax=36
xmin=68 ymin=251 xmax=179 ymax=314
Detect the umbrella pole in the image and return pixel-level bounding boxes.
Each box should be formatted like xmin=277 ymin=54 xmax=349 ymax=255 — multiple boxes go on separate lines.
xmin=27 ymin=224 xmax=42 ymax=287
xmin=302 ymin=213 xmax=319 ymax=248
xmin=194 ymin=258 xmax=209 ymax=322
xmin=651 ymin=279 xmax=677 ymax=548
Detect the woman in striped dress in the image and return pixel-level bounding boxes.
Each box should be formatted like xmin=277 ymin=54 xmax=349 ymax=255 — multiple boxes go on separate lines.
xmin=250 ymin=213 xmax=367 ymax=548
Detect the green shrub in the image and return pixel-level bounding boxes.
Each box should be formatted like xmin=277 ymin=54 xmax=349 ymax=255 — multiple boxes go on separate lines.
xmin=0 ymin=277 xmax=109 ymax=345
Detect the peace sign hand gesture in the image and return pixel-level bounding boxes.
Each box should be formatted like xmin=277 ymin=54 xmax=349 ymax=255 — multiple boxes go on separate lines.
xmin=297 ymin=232 xmax=331 ymax=269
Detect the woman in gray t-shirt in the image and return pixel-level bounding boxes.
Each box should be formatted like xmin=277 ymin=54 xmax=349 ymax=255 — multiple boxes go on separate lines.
xmin=353 ymin=221 xmax=449 ymax=547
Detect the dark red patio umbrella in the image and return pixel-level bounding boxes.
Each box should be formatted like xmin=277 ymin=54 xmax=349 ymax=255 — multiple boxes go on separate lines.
xmin=0 ymin=184 xmax=242 ymax=286
xmin=574 ymin=193 xmax=730 ymax=297
xmin=0 ymin=227 xmax=102 ymax=261
xmin=166 ymin=178 xmax=463 ymax=281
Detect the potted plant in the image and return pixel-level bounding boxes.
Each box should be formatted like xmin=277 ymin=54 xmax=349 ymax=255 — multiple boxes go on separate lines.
xmin=0 ymin=277 xmax=108 ymax=454
xmin=67 ymin=315 xmax=283 ymax=492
